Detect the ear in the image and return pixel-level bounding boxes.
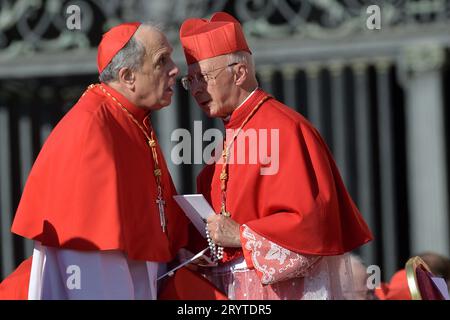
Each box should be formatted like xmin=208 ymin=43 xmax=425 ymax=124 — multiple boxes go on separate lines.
xmin=234 ymin=63 xmax=248 ymax=86
xmin=118 ymin=67 xmax=136 ymax=89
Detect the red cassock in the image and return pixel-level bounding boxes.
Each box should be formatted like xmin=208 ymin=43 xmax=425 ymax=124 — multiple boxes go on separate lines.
xmin=197 ymin=89 xmax=373 ymax=261
xmin=0 ymin=257 xmax=32 ymax=300
xmin=159 ymin=267 xmax=228 ymax=300
xmin=11 ymin=83 xmax=188 ymax=262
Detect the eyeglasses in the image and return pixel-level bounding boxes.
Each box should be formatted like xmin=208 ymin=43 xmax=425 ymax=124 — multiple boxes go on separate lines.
xmin=181 ymin=63 xmax=238 ymax=90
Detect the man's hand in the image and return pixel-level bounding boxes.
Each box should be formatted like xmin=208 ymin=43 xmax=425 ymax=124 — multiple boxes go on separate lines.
xmin=206 ymin=214 xmax=241 ymax=248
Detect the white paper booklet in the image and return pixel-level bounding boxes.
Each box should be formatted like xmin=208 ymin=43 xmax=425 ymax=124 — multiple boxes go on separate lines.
xmin=173 ymin=194 xmax=216 ymax=238
xmin=157 ymin=247 xmax=209 ymax=281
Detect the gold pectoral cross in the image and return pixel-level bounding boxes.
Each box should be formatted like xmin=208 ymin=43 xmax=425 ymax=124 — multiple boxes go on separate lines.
xmin=156 ymin=197 xmax=166 ymax=233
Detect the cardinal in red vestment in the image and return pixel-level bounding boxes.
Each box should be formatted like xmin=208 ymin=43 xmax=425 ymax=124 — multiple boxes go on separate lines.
xmin=1 ymin=22 xmax=189 ymax=299
xmin=175 ymin=12 xmax=373 ymax=300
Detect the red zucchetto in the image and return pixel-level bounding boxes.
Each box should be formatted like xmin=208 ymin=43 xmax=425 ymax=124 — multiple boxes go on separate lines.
xmin=97 ymin=22 xmax=141 ymax=73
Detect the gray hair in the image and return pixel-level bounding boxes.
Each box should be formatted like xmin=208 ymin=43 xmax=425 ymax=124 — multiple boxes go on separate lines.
xmin=98 ymin=22 xmax=162 ymax=83
xmin=227 ymin=51 xmax=255 ymax=75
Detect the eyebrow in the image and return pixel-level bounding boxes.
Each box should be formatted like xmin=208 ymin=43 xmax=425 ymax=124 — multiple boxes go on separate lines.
xmin=155 ymin=44 xmax=173 ymax=56
xmin=153 ymin=47 xmax=172 ymax=62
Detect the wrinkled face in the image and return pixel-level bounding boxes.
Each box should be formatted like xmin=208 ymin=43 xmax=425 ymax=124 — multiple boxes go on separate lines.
xmin=134 ymin=28 xmax=179 ymax=110
xmin=187 ymin=55 xmax=238 ymax=118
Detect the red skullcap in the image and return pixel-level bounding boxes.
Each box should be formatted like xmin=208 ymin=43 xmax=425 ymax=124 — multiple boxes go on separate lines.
xmin=97 ymin=22 xmax=141 ymax=73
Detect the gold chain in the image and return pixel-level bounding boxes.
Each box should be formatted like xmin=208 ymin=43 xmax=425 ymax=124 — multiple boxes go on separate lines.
xmin=219 ymin=95 xmax=272 ymax=217
xmin=84 ymin=84 xmax=166 ymax=228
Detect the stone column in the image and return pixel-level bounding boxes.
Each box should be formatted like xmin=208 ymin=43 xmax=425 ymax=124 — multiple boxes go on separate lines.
xmin=0 ymin=105 xmax=14 ymax=278
xmin=258 ymin=65 xmax=275 ymax=96
xmin=281 ymin=63 xmax=298 ymax=110
xmin=375 ymin=58 xmax=398 ymax=278
xmin=352 ymin=59 xmax=377 ymax=265
xmin=18 ymin=104 xmax=34 ymax=258
xmin=329 ymin=61 xmax=348 ymax=182
xmin=399 ymin=44 xmax=449 ymax=256
xmin=305 ymin=63 xmax=323 ymax=134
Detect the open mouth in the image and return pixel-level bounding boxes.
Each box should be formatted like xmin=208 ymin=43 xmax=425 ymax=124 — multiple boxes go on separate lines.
xmin=199 ymin=100 xmax=211 ymax=108
xmin=165 ymin=85 xmax=174 ymax=94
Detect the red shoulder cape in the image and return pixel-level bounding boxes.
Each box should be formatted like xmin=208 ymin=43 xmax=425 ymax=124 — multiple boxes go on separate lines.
xmin=12 ymin=84 xmax=188 ymax=261
xmin=197 ymin=89 xmax=372 ymax=260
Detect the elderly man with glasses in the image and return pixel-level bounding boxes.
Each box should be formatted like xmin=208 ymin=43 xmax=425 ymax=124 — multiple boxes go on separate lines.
xmin=175 ymin=12 xmax=373 ymax=300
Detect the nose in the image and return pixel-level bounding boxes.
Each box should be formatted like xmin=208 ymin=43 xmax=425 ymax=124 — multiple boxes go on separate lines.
xmin=169 ymin=59 xmax=179 ymax=77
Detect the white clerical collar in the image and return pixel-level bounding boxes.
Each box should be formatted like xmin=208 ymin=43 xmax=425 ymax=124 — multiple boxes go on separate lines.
xmin=223 ymin=87 xmax=259 ymax=122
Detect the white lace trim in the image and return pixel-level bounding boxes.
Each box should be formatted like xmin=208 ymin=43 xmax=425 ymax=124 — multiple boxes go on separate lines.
xmin=242 ymin=226 xmax=276 ymax=284
xmin=265 ymin=242 xmax=291 ymax=265
xmin=242 ymin=224 xmax=320 ymax=285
